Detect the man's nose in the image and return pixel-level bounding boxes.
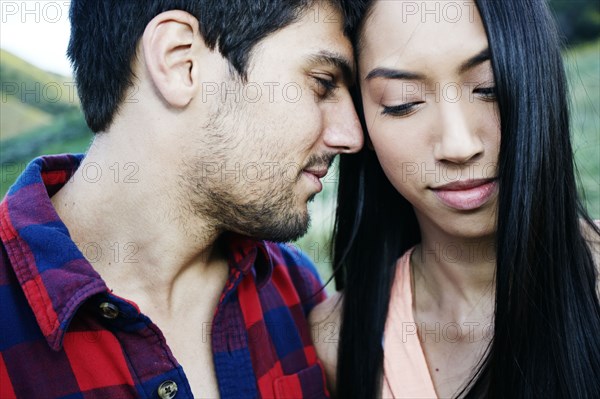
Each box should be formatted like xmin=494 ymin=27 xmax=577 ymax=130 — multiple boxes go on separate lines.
xmin=321 ymin=94 xmax=364 ymax=154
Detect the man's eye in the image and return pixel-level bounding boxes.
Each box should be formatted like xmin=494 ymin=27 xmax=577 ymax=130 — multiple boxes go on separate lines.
xmin=381 ymin=102 xmax=422 ymax=117
xmin=314 ymin=76 xmax=337 ymax=99
xmin=474 ymin=86 xmax=497 ymax=101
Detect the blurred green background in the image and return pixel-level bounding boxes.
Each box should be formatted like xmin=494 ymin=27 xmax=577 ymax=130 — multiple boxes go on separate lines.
xmin=1 ymin=2 xmax=598 ymax=290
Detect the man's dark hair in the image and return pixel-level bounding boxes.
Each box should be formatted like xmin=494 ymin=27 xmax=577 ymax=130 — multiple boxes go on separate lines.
xmin=68 ymin=0 xmax=362 ymax=133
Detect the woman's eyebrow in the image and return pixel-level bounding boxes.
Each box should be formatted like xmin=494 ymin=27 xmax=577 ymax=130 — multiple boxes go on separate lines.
xmin=458 ymin=48 xmax=490 ymax=74
xmin=365 ymin=48 xmax=491 ymax=82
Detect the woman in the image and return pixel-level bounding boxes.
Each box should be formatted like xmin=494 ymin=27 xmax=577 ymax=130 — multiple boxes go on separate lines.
xmin=310 ymin=0 xmax=600 ymax=398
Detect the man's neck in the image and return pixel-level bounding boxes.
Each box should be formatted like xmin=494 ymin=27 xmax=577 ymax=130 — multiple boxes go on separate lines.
xmin=50 ymin=137 xmax=227 ymax=315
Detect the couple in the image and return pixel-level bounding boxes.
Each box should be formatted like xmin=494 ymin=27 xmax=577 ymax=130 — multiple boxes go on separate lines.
xmin=1 ymin=0 xmax=598 ymax=398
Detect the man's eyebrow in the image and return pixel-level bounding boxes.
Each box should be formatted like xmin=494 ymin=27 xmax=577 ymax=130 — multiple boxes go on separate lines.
xmin=365 ymin=68 xmax=425 ymax=81
xmin=458 ymin=48 xmax=490 ymax=74
xmin=306 ymin=50 xmax=355 ymax=85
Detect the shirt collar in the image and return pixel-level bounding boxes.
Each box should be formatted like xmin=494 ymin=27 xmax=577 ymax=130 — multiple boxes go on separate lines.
xmin=0 ymin=154 xmax=276 ymax=350
xmin=0 ymin=154 xmax=107 ymax=351
xmin=223 ymin=232 xmax=274 ymax=288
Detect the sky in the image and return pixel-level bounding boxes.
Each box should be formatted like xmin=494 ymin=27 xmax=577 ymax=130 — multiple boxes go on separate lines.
xmin=1 ymin=0 xmax=73 ymax=76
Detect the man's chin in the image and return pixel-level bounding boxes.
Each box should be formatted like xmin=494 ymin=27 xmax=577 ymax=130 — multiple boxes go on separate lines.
xmin=238 ymin=211 xmax=311 ymax=243
xmin=269 ymin=216 xmax=310 ymax=243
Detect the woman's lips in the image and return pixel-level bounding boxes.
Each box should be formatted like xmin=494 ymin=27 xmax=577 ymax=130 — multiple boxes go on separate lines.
xmin=431 ymin=179 xmax=498 ymax=211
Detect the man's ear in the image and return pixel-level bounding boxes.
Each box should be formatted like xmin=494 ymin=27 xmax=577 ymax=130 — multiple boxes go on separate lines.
xmin=142 ymin=10 xmax=202 ymax=108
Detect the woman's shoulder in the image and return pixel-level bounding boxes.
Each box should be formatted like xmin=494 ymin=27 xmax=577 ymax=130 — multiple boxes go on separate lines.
xmin=309 ymin=290 xmax=343 ymax=354
xmin=581 ymin=220 xmax=600 ymax=294
xmin=582 ymin=220 xmax=600 ymax=261
xmin=309 ymin=291 xmax=343 ymax=396
xmin=310 ymin=290 xmax=342 ymax=321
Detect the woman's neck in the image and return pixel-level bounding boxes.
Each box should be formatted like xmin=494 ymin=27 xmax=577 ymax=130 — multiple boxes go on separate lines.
xmin=411 ymin=229 xmax=496 ymax=322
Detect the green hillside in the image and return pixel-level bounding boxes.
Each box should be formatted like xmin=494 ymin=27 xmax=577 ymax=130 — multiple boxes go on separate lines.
xmin=0 ymin=49 xmax=81 ymax=141
xmin=565 ymin=40 xmax=600 ymax=218
xmin=0 ymin=95 xmax=54 ymax=140
xmin=0 ymin=49 xmax=91 ymax=194
xmin=0 ymin=49 xmax=69 ymax=85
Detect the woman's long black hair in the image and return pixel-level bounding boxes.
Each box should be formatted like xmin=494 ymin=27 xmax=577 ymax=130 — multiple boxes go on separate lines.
xmin=333 ymin=0 xmax=600 ymax=398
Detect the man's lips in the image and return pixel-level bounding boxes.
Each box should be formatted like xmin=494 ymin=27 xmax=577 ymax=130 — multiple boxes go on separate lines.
xmin=301 ymin=168 xmax=328 ymax=194
xmin=303 ymin=168 xmax=328 ymax=179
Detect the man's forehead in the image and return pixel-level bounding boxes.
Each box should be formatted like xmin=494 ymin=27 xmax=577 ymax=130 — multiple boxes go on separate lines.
xmin=290 ymin=8 xmax=353 ymax=64
xmin=248 ymin=5 xmax=354 ymax=70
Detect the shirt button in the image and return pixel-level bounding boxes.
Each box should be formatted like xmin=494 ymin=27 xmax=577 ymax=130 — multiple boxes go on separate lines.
xmin=99 ymin=302 xmax=120 ymax=319
xmin=157 ymin=380 xmax=178 ymax=399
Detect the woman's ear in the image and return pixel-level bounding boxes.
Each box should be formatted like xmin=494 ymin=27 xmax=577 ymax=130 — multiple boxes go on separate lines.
xmin=141 ymin=10 xmax=201 ymax=108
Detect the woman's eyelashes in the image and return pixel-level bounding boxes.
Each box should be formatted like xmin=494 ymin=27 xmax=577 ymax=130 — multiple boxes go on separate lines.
xmin=473 ymin=86 xmax=497 ymax=101
xmin=381 ymin=102 xmax=423 ymax=117
xmin=380 ymin=83 xmax=497 ymax=117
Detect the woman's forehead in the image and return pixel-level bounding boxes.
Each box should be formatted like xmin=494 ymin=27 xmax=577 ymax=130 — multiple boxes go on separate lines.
xmin=359 ymin=0 xmax=487 ymax=72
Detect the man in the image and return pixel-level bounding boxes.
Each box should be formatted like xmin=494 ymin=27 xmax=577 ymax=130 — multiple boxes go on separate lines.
xmin=0 ymin=0 xmax=362 ymax=398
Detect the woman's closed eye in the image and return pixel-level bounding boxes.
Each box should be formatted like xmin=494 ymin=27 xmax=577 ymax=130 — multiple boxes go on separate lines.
xmin=381 ymin=102 xmax=424 ymax=117
xmin=474 ymin=85 xmax=497 ymax=101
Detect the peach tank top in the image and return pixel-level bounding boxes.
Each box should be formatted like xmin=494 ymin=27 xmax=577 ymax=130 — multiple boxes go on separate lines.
xmin=381 ymin=248 xmax=438 ymax=398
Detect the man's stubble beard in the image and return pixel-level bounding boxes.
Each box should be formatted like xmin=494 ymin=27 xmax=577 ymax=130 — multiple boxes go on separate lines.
xmin=178 ymin=101 xmax=311 ymax=243
xmin=200 ymin=174 xmax=310 ymax=242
